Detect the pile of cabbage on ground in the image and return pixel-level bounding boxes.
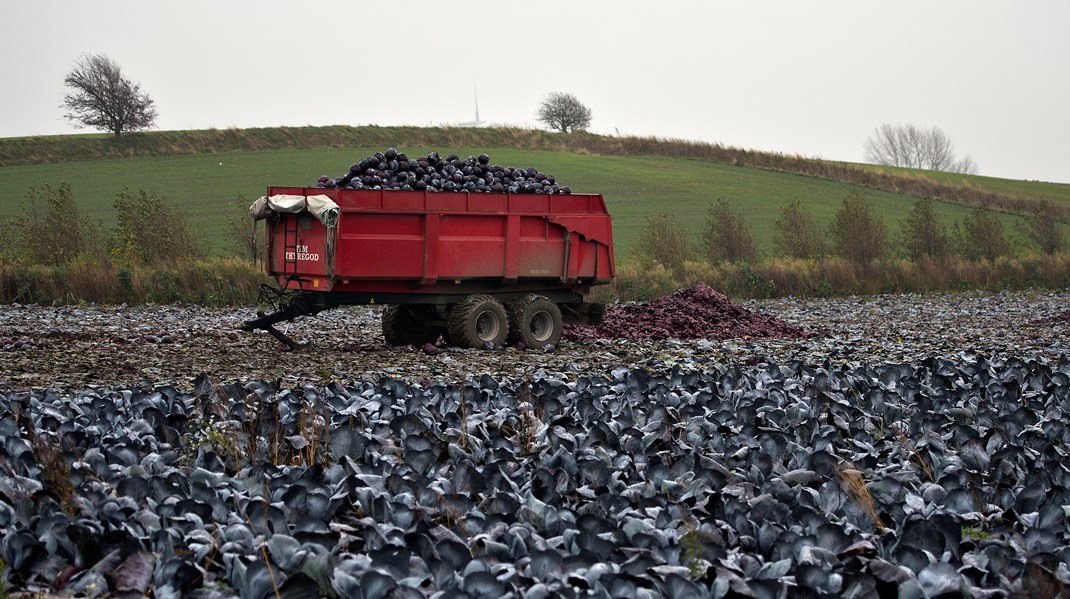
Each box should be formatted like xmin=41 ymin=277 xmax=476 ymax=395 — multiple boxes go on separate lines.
xmin=1 ymin=356 xmax=1068 ymax=597
xmin=313 ymin=148 xmax=572 ymax=194
xmin=565 ymin=284 xmax=809 ymax=342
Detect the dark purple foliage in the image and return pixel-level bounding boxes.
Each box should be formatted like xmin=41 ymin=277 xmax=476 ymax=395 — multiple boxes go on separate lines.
xmin=313 ymin=149 xmax=573 ymax=194
xmin=564 ymin=284 xmax=808 ymax=342
xmin=1031 ymin=310 xmax=1070 ymax=325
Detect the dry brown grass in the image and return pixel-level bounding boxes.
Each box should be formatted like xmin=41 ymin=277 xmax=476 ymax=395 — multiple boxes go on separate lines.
xmin=589 ymin=250 xmax=1070 ymax=302
xmin=892 ymin=426 xmax=936 ymax=482
xmin=28 ymin=432 xmax=77 ymax=516
xmin=0 ymin=256 xmax=268 ymax=305
xmin=516 ymin=382 xmax=539 ymax=455
xmin=835 ymin=462 xmax=888 ymax=533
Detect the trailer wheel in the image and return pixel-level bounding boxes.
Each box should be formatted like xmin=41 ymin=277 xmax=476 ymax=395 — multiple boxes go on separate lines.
xmin=382 ymin=305 xmax=437 ymax=346
xmin=448 ymin=295 xmax=509 ymax=349
xmin=508 ymin=295 xmax=563 ymax=348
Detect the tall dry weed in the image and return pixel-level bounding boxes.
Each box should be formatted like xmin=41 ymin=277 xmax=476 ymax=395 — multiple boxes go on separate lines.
xmin=835 ymin=462 xmax=887 ymax=532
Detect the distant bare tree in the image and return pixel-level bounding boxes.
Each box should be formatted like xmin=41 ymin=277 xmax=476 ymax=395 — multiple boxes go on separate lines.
xmin=536 ymin=92 xmax=592 ymax=133
xmin=62 ymin=53 xmax=157 ymax=138
xmin=863 ymin=123 xmax=977 ymax=174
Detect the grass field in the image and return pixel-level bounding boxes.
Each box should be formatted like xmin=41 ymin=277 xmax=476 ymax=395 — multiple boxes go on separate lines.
xmin=847 ymin=162 xmax=1070 ymax=207
xmin=0 ymin=146 xmax=1041 ymax=260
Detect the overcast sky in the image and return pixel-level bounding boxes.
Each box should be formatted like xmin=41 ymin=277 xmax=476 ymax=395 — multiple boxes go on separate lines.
xmin=2 ymin=1 xmax=1068 ymax=183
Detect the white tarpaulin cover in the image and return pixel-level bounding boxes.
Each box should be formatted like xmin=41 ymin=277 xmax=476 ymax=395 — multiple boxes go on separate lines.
xmin=305 ymin=195 xmax=340 ymax=228
xmin=249 ymin=194 xmax=339 ymax=227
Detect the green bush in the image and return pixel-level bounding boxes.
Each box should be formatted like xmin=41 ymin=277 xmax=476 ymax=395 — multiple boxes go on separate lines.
xmin=900 ymin=198 xmax=951 ymax=260
xmin=635 ymin=213 xmax=690 ymax=271
xmin=959 ymin=205 xmax=1010 ymax=261
xmin=225 ymin=194 xmax=263 ymax=266
xmin=701 ymin=198 xmax=757 ymax=263
xmin=113 ymin=188 xmax=206 ymax=265
xmin=11 ymin=183 xmax=105 ymax=266
xmin=829 ymin=192 xmax=889 ymax=265
xmin=772 ymin=198 xmax=826 ymax=259
xmin=1016 ymin=200 xmax=1065 ymax=256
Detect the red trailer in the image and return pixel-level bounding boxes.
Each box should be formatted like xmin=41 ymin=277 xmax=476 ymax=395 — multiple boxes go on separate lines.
xmin=242 ymin=187 xmax=615 ymax=349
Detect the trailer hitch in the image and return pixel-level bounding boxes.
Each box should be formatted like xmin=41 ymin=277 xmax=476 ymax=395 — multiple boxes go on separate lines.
xmin=241 ymin=288 xmax=328 ymax=350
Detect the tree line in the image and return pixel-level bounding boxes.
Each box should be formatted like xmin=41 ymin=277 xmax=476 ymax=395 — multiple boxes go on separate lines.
xmin=638 ymin=193 xmax=1064 ymax=270
xmin=1 ymin=184 xmax=256 ymax=269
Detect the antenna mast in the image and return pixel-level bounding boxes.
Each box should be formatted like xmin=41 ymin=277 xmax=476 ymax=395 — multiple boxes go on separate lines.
xmin=473 ymin=80 xmax=480 ymax=124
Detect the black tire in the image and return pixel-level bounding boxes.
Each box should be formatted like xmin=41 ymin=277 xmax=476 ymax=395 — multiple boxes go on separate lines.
xmin=382 ymin=305 xmax=438 ymax=346
xmin=508 ymin=295 xmax=563 ymax=348
xmin=447 ymin=295 xmax=509 ymax=349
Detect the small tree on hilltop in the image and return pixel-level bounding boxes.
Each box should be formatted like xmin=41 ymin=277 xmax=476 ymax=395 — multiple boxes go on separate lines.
xmin=901 ymin=198 xmax=951 ymax=261
xmin=536 ymin=92 xmax=592 ymax=133
xmin=829 ymin=191 xmax=889 ymax=264
xmin=772 ymin=198 xmax=826 ymax=259
xmin=62 ymin=53 xmax=157 ymax=138
xmin=702 ymin=198 xmax=757 ymax=263
xmin=959 ymin=205 xmax=1010 ymax=261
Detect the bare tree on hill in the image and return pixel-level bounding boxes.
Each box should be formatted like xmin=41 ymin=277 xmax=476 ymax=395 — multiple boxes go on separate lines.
xmin=62 ymin=53 xmax=157 ymax=138
xmin=536 ymin=92 xmax=592 ymax=133
xmin=864 ymin=123 xmax=977 ymax=174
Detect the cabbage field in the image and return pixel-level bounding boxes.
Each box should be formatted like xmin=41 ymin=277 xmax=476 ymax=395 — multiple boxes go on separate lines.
xmin=1 ymin=290 xmax=1069 ymax=596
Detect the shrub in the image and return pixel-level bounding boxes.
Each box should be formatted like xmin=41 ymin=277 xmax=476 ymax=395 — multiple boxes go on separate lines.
xmin=680 ymin=260 xmax=719 ymax=288
xmin=959 ymin=205 xmax=1010 ymax=261
xmin=761 ymin=258 xmax=816 ymax=296
xmin=829 ymin=191 xmax=889 ymax=265
xmin=225 ymin=194 xmax=263 ymax=265
xmin=772 ymin=198 xmax=826 ymax=259
xmin=635 ymin=213 xmax=690 ymax=271
xmin=814 ymin=257 xmax=864 ymax=295
xmin=113 ymin=188 xmax=206 ymax=265
xmin=900 ymin=198 xmax=951 ymax=261
xmin=606 ymin=257 xmax=681 ymax=302
xmin=1015 ymin=200 xmax=1065 ymax=256
xmin=701 ymin=198 xmax=757 ymax=263
xmin=12 ymin=183 xmax=104 ymax=266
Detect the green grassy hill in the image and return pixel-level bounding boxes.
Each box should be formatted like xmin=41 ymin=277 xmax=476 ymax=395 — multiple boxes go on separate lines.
xmin=1 ymin=127 xmax=1067 ymax=260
